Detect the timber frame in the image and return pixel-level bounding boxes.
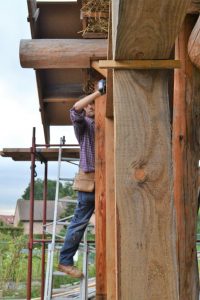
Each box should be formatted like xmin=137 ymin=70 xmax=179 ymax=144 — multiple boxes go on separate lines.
xmin=25 ymin=0 xmax=107 ymax=143
xmin=1 ymin=0 xmax=199 ymax=299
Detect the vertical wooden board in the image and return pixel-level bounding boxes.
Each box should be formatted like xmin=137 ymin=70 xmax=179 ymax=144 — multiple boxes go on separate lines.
xmin=114 ymin=70 xmax=178 ymax=300
xmin=106 ymin=0 xmax=113 ymax=118
xmin=112 ymin=0 xmax=191 ymax=60
xmin=95 ymin=94 xmax=107 ymax=299
xmin=173 ymin=16 xmax=200 ymax=299
xmin=105 ymin=118 xmax=117 ymax=300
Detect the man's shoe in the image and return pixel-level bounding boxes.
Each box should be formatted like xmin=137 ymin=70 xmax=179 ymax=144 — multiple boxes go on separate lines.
xmin=58 ymin=264 xmax=83 ymax=278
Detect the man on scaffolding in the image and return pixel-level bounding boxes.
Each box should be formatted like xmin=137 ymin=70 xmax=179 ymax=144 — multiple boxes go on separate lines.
xmin=58 ymin=79 xmax=106 ymax=278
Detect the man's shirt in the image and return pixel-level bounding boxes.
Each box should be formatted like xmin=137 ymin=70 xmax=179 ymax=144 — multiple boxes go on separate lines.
xmin=70 ymin=108 xmax=95 ymax=173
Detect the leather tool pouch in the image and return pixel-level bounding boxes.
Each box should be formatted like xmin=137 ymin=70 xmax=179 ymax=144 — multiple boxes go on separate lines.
xmin=72 ymin=169 xmax=95 ymax=192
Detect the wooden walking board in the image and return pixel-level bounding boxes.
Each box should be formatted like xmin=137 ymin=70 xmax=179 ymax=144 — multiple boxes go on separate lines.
xmin=0 ymin=148 xmax=79 ymax=161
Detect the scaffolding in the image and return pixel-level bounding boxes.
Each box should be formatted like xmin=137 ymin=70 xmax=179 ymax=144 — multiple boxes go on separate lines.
xmin=25 ymin=127 xmax=95 ymax=300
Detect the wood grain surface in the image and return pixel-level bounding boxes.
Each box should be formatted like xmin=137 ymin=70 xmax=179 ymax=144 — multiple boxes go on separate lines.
xmin=105 ymin=118 xmax=117 ymax=300
xmin=20 ymin=39 xmax=107 ymax=69
xmin=95 ymin=94 xmax=107 ymax=300
xmin=112 ymin=0 xmax=191 ymax=60
xmin=173 ymin=16 xmax=200 ymax=300
xmin=114 ymin=70 xmax=178 ymax=299
xmin=112 ymin=1 xmax=192 ymax=298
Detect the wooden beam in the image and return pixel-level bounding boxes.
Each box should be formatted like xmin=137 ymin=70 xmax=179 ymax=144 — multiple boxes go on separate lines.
xmin=95 ymin=94 xmax=107 ymax=300
xmin=105 ymin=117 xmax=117 ymax=300
xmin=112 ymin=0 xmax=190 ymax=298
xmin=20 ymin=39 xmax=107 ymax=69
xmin=105 ymin=7 xmax=116 ymax=298
xmin=173 ymin=16 xmax=200 ymax=299
xmin=99 ymin=60 xmax=181 ymax=69
xmin=112 ymin=1 xmax=190 ymax=60
xmin=114 ymin=69 xmax=179 ymax=300
xmin=35 ymin=71 xmax=50 ymax=143
xmin=91 ymin=61 xmax=107 ymax=78
xmin=43 ymin=98 xmax=77 ymax=104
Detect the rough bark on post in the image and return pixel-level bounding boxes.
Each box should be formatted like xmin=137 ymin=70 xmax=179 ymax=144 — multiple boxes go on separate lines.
xmin=173 ymin=16 xmax=200 ymax=300
xmin=112 ymin=0 xmax=191 ymax=299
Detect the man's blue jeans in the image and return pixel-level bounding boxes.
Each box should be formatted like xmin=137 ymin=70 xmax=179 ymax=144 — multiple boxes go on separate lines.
xmin=59 ymin=191 xmax=95 ymax=266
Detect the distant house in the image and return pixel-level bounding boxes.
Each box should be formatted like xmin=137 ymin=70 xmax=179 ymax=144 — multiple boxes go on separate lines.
xmin=0 ymin=215 xmax=14 ymax=226
xmin=13 ymin=198 xmax=74 ymax=235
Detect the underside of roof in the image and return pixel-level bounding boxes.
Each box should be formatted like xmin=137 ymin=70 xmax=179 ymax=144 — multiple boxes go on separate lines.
xmin=25 ymin=0 xmax=107 ymax=143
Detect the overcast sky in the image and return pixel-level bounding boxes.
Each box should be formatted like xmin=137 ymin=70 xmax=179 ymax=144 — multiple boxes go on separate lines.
xmin=0 ymin=1 xmax=78 ymax=215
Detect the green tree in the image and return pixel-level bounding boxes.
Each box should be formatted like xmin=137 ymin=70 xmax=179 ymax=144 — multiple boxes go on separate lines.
xmin=21 ymin=179 xmax=76 ymax=200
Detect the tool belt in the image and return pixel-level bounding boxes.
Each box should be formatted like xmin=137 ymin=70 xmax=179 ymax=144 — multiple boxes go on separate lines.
xmin=72 ymin=169 xmax=95 ymax=192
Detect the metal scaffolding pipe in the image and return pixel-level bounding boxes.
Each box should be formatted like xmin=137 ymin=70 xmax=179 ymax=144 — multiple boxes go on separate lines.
xmin=41 ymin=161 xmax=48 ymax=300
xmin=27 ymin=127 xmax=36 ymax=300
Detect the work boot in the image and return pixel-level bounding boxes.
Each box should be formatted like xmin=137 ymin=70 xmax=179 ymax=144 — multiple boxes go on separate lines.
xmin=58 ymin=264 xmax=83 ymax=278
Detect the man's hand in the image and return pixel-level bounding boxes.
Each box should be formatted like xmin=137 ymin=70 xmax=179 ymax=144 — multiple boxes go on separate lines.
xmin=98 ymin=79 xmax=106 ymax=95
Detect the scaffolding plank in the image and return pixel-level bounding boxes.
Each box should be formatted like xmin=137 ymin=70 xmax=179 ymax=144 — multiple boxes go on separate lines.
xmin=0 ymin=148 xmax=79 ymax=161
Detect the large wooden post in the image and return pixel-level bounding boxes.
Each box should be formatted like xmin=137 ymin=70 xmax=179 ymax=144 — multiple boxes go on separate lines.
xmin=173 ymin=15 xmax=200 ymax=300
xmin=112 ymin=0 xmax=191 ymax=299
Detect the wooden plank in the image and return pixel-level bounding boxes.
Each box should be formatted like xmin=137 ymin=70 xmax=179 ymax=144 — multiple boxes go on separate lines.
xmin=0 ymin=148 xmax=79 ymax=161
xmin=95 ymin=94 xmax=107 ymax=300
xmin=105 ymin=5 xmax=116 ymax=297
xmin=91 ymin=61 xmax=107 ymax=78
xmin=20 ymin=39 xmax=107 ymax=69
xmin=112 ymin=0 xmax=191 ymax=299
xmin=173 ymin=16 xmax=200 ymax=300
xmin=112 ymin=0 xmax=190 ymax=60
xmin=105 ymin=117 xmax=117 ymax=300
xmin=188 ymin=15 xmax=200 ymax=69
xmin=99 ymin=59 xmax=181 ymax=69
